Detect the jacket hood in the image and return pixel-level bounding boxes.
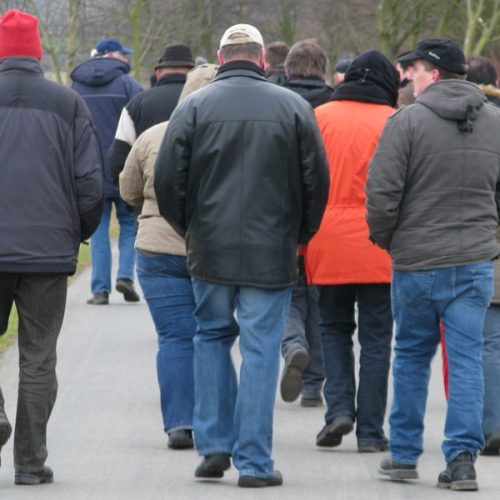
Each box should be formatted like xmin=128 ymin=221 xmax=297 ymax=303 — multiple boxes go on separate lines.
xmin=479 ymin=83 xmax=500 ymax=100
xmin=417 ymin=80 xmax=486 ymax=122
xmin=332 ymin=49 xmax=399 ymax=107
xmin=70 ymin=57 xmax=130 ymax=86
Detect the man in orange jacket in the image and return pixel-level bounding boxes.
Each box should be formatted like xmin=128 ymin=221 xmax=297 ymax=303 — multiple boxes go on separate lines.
xmin=306 ymin=49 xmax=399 ymax=452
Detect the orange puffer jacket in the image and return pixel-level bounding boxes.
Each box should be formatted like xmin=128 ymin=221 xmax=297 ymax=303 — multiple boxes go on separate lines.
xmin=306 ymin=100 xmax=393 ymax=285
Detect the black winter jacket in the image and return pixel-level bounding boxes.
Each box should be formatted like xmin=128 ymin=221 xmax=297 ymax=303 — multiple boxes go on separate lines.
xmin=109 ymin=73 xmax=186 ymax=182
xmin=155 ymin=62 xmax=329 ymax=288
xmin=282 ymin=77 xmax=333 ymax=108
xmin=0 ymin=58 xmax=103 ymax=274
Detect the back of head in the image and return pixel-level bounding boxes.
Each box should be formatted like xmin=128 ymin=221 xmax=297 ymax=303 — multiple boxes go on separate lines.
xmin=285 ymin=40 xmax=327 ymax=80
xmin=0 ymin=9 xmax=43 ymax=60
xmin=265 ymin=41 xmax=289 ymax=68
xmin=94 ymin=37 xmax=132 ymax=61
xmin=155 ymin=44 xmax=195 ymax=71
xmin=219 ymin=24 xmax=264 ymax=64
xmin=466 ymin=56 xmax=497 ymax=86
xmin=333 ymin=49 xmax=400 ymax=107
xmin=335 ymin=58 xmax=353 ymax=74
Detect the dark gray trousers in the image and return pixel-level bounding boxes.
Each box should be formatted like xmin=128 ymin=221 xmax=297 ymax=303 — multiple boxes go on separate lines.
xmin=281 ymin=257 xmax=325 ymax=398
xmin=0 ymin=273 xmax=67 ymax=471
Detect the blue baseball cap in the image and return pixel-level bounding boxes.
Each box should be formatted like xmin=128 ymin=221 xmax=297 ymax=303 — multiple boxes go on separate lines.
xmin=95 ymin=37 xmax=133 ymax=56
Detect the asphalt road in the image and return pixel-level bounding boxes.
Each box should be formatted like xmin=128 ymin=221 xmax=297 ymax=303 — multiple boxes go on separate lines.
xmin=0 ymin=262 xmax=499 ymax=499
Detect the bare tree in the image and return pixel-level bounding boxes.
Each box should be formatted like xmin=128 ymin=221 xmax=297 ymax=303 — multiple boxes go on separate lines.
xmin=376 ymin=0 xmax=440 ymax=58
xmin=463 ymin=0 xmax=500 ymax=55
xmin=273 ymin=0 xmax=298 ymax=45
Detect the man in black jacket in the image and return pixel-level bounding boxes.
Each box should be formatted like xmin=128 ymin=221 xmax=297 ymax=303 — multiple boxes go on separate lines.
xmin=264 ymin=41 xmax=289 ymax=84
xmin=155 ymin=23 xmax=329 ymax=488
xmin=279 ymin=39 xmax=333 ymax=407
xmin=0 ymin=9 xmax=103 ymax=484
xmin=109 ymin=43 xmax=194 ymax=181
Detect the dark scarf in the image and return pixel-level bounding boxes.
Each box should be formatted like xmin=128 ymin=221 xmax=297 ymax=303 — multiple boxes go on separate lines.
xmin=332 ymin=49 xmax=400 ymax=107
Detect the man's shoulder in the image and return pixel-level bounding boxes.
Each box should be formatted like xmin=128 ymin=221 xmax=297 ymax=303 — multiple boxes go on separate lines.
xmin=36 ymin=77 xmax=86 ymax=109
xmin=127 ymin=82 xmax=170 ymax=110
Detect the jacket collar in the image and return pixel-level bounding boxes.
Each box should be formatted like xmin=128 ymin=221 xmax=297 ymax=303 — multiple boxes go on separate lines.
xmin=215 ymin=60 xmax=266 ymax=82
xmin=285 ymin=77 xmax=328 ymax=89
xmin=0 ymin=56 xmax=43 ymax=75
xmin=156 ymin=73 xmax=187 ymax=86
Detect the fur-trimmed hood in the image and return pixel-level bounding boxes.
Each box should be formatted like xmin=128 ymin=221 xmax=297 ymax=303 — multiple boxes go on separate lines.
xmin=478 ymin=84 xmax=500 ymax=107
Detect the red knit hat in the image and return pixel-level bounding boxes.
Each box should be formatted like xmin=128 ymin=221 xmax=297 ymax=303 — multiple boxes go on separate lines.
xmin=0 ymin=9 xmax=43 ymax=60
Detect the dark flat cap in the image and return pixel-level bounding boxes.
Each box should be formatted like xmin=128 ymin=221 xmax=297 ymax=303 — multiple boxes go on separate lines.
xmin=155 ymin=44 xmax=195 ymax=69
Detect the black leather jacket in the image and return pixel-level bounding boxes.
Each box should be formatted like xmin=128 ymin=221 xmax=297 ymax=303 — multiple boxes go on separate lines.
xmin=155 ymin=61 xmax=329 ymax=288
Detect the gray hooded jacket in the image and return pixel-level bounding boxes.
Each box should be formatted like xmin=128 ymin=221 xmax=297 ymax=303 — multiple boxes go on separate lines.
xmin=366 ymin=79 xmax=500 ymax=271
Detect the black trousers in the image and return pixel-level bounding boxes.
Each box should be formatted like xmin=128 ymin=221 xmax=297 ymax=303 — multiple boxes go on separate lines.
xmin=0 ymin=273 xmax=67 ymax=471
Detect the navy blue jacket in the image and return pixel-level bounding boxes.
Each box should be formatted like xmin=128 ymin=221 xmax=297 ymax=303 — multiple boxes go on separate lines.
xmin=71 ymin=57 xmax=142 ymax=198
xmin=0 ymin=57 xmax=103 ymax=274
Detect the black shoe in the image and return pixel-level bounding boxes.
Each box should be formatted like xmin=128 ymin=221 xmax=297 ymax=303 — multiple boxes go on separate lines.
xmin=482 ymin=431 xmax=500 ymax=456
xmin=280 ymin=349 xmax=309 ymax=402
xmin=358 ymin=438 xmax=389 ymax=453
xmin=86 ymin=292 xmax=109 ymax=305
xmin=167 ymin=429 xmax=194 ymax=450
xmin=238 ymin=470 xmax=283 ymax=488
xmin=0 ymin=412 xmax=12 ymax=468
xmin=115 ymin=279 xmax=140 ymax=302
xmin=316 ymin=415 xmax=354 ymax=447
xmin=15 ymin=465 xmax=54 ymax=485
xmin=300 ymin=396 xmax=323 ymax=408
xmin=437 ymin=452 xmax=478 ymax=491
xmin=195 ymin=454 xmax=231 ymax=478
xmin=378 ymin=456 xmax=418 ymax=480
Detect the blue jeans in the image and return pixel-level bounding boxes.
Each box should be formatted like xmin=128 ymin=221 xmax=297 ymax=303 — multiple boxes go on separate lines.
xmin=483 ymin=304 xmax=500 ymax=438
xmin=90 ymin=198 xmax=136 ymax=294
xmin=390 ymin=262 xmax=493 ymax=465
xmin=136 ymin=252 xmax=195 ymax=432
xmin=281 ymin=258 xmax=324 ymax=399
xmin=318 ymin=284 xmax=392 ymax=444
xmin=191 ymin=279 xmax=291 ymax=478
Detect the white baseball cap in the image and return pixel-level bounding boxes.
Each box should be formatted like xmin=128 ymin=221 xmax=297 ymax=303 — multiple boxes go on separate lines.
xmin=219 ymin=24 xmax=264 ymax=49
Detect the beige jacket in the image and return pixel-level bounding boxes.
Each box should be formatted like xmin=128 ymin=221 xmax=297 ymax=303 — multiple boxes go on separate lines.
xmin=119 ymin=121 xmax=186 ymax=256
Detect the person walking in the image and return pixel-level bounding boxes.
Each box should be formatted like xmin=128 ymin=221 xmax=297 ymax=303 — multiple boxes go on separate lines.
xmin=109 ymin=43 xmax=194 ymax=181
xmin=306 ymin=50 xmax=398 ymax=452
xmin=71 ymin=37 xmax=142 ymax=305
xmin=119 ymin=63 xmax=218 ymax=451
xmin=278 ymin=39 xmax=333 ymax=407
xmin=154 ymin=24 xmax=329 ymax=487
xmin=366 ymin=38 xmax=500 ymax=491
xmin=465 ymin=55 xmax=500 ymax=455
xmin=0 ymin=9 xmax=103 ymax=484
xmin=264 ymin=41 xmax=289 ymax=84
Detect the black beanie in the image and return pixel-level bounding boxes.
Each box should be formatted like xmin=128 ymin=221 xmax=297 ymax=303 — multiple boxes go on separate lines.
xmin=332 ymin=49 xmax=400 ymax=107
